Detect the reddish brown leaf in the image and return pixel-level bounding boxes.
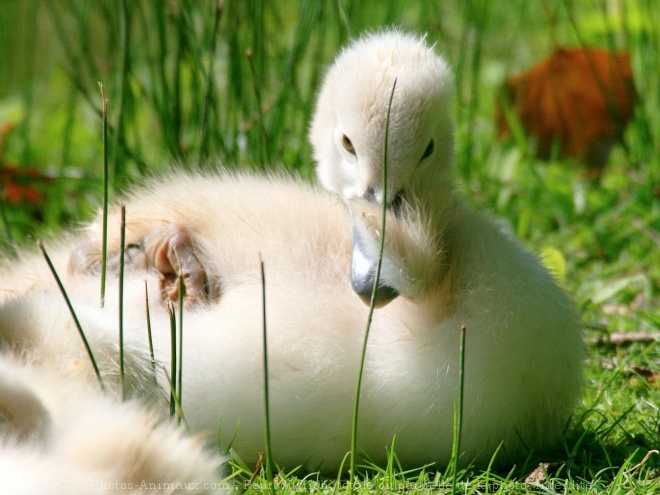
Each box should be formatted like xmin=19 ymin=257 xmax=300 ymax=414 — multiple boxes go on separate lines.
xmin=496 ymin=48 xmax=637 ymax=176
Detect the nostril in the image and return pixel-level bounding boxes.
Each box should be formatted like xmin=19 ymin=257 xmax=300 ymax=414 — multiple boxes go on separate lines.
xmin=365 ymin=187 xmax=378 ymax=204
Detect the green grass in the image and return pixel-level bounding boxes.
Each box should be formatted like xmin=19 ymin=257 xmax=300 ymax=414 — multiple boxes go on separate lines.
xmin=349 ymin=76 xmax=396 ymax=491
xmin=37 ymin=239 xmax=106 ymax=393
xmin=0 ymin=0 xmax=659 ymax=493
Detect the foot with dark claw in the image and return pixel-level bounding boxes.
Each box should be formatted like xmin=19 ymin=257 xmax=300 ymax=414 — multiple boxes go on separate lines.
xmin=70 ymin=223 xmax=220 ymax=308
xmin=141 ymin=224 xmax=219 ymax=306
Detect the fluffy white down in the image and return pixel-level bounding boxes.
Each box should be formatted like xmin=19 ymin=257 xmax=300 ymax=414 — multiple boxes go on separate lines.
xmin=0 ymin=30 xmax=583 ymax=474
xmin=310 ymin=29 xmax=454 ymax=204
xmin=0 ymin=355 xmax=224 ymax=494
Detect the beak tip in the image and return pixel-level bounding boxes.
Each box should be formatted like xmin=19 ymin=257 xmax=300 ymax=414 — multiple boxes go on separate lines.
xmin=354 ymin=283 xmax=399 ymax=308
xmin=351 ymin=226 xmax=399 ymax=307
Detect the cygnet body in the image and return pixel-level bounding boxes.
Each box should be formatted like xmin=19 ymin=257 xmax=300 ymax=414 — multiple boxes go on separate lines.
xmin=0 ymin=30 xmax=583 ymax=472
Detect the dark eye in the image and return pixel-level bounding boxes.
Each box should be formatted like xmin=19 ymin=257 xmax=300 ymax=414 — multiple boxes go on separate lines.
xmin=421 ymin=139 xmax=434 ymax=160
xmin=342 ymin=134 xmax=356 ymax=154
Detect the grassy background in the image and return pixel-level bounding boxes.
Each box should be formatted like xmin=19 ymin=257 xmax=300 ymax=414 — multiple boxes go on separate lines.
xmin=0 ymin=0 xmax=659 ymax=492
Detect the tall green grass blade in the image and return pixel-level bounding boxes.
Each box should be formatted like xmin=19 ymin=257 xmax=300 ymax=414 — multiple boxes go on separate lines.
xmin=335 ymin=0 xmax=352 ymax=37
xmin=263 ymin=0 xmax=319 ymax=156
xmin=168 ymin=300 xmax=177 ymax=417
xmin=196 ymin=0 xmax=224 ymax=168
xmin=259 ymin=257 xmax=274 ymax=491
xmin=349 ymin=78 xmax=397 ymax=491
xmin=98 ymin=82 xmax=109 ymax=308
xmin=246 ymin=49 xmax=269 ymax=168
xmin=450 ymin=324 xmax=466 ymax=494
xmin=171 ymin=6 xmax=185 ymax=162
xmin=457 ymin=0 xmax=489 ymax=173
xmin=225 ymin=419 xmax=241 ymax=454
xmin=144 ymin=280 xmax=158 ymax=387
xmin=177 ymin=274 xmax=184 ymax=424
xmin=38 ymin=240 xmax=105 ymax=392
xmin=162 ymin=365 xmax=190 ymax=433
xmin=112 ymin=0 xmax=130 ymax=185
xmin=118 ymin=204 xmax=126 ymax=400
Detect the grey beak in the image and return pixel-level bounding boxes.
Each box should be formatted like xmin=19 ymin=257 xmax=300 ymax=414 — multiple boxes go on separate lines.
xmin=350 ymin=225 xmax=399 ymax=307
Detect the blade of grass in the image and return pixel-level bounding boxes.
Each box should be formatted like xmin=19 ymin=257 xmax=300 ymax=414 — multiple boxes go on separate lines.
xmin=349 ymin=78 xmax=397 ymax=491
xmin=246 ymin=49 xmax=269 ymax=168
xmin=196 ymin=0 xmax=224 ymax=168
xmin=263 ymin=0 xmax=319 ymax=153
xmin=161 ymin=365 xmax=190 ymax=433
xmin=171 ymin=5 xmax=185 ymax=161
xmin=118 ymin=204 xmax=126 ymax=400
xmin=177 ymin=274 xmax=184 ymax=424
xmin=38 ymin=240 xmax=105 ymax=392
xmin=259 ymin=255 xmax=274 ymax=492
xmin=98 ymin=82 xmax=109 ymax=308
xmin=151 ymin=0 xmax=175 ymax=156
xmin=168 ymin=299 xmax=177 ymax=417
xmin=111 ymin=0 xmax=130 ymax=185
xmin=450 ymin=324 xmax=467 ymax=494
xmin=335 ymin=0 xmax=352 ymax=38
xmin=457 ymin=0 xmax=490 ymax=175
xmin=144 ymin=280 xmax=157 ymax=388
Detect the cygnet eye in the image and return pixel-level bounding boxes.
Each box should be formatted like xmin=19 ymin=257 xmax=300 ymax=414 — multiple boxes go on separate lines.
xmin=421 ymin=139 xmax=434 ymax=160
xmin=342 ymin=134 xmax=356 ymax=155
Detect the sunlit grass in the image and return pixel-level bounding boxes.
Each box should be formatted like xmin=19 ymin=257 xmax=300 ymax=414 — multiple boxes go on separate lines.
xmin=348 ymin=77 xmax=396 ymax=491
xmin=37 ymin=239 xmax=106 ymax=392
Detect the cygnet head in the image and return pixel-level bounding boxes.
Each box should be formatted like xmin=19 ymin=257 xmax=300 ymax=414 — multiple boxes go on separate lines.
xmin=310 ymin=29 xmax=454 ymax=206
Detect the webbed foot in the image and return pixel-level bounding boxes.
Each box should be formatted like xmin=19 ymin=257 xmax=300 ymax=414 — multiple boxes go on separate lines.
xmin=70 ymin=223 xmax=220 ymax=307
